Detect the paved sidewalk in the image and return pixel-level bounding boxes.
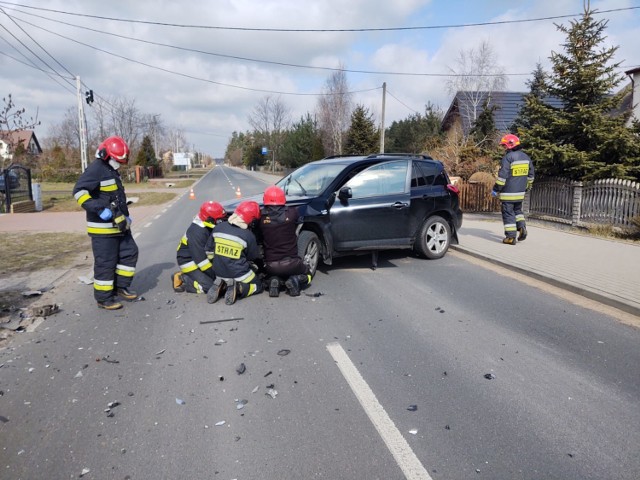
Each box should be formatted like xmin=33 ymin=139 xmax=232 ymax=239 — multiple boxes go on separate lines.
xmin=453 ymin=214 xmax=640 ymax=317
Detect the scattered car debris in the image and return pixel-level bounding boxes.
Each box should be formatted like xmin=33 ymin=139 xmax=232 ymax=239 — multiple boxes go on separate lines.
xmin=251 ymin=386 xmax=259 ymax=393
xmin=214 ymin=339 xmax=227 ymax=345
xmin=435 ymin=307 xmax=445 ymax=313
xmin=484 ymin=373 xmax=496 ymax=380
xmin=215 ymin=420 xmax=225 ymax=426
xmin=155 ymin=349 xmax=166 ymax=355
xmin=236 ymin=399 xmax=248 ymax=410
xmin=264 ymin=371 xmax=272 ymax=377
xmin=21 ymin=290 xmax=43 ymax=297
xmin=304 ymin=292 xmax=324 ymax=297
xmin=236 ymin=363 xmax=246 ymax=374
xmin=135 ymin=296 xmax=146 ymax=301
xmin=100 ymin=356 xmax=120 ymax=364
xmin=445 ymin=425 xmax=451 ymax=430
xmin=176 ymin=398 xmax=186 ymax=405
xmin=31 ymin=304 xmax=59 ymax=317
xmin=407 ymin=405 xmax=418 ymax=412
xmin=79 ymin=467 xmax=91 ymax=477
xmin=105 ymin=401 xmax=120 ymax=417
xmin=265 ymin=388 xmax=278 ymax=399
xmin=218 ymin=376 xmax=224 ymax=382
xmin=74 ymin=371 xmax=83 ymax=378
xmin=277 ymin=349 xmax=291 ymax=356
xmin=409 ymin=429 xmax=418 ymax=435
xmin=78 ymin=276 xmax=94 ymax=285
xmin=200 ymin=317 xmax=244 ymax=324
xmin=0 ymin=415 xmax=9 ymax=423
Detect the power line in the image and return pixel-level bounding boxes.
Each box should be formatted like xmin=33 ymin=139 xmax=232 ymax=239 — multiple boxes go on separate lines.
xmin=3 ymin=7 xmax=529 ymax=77
xmin=0 ymin=48 xmax=75 ymax=95
xmin=0 ymin=2 xmax=637 ymax=32
xmin=7 ymin=14 xmax=383 ymax=97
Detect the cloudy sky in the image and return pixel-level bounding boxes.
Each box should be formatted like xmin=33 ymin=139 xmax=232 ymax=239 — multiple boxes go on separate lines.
xmin=1 ymin=0 xmax=638 ymax=157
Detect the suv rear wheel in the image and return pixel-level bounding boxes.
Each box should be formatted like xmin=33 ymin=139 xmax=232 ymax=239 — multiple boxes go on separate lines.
xmin=414 ymin=215 xmax=451 ymax=260
xmin=298 ymin=230 xmax=320 ymax=276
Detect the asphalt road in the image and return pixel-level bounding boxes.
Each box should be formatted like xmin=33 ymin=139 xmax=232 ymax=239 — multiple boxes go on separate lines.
xmin=1 ymin=166 xmax=639 ymax=480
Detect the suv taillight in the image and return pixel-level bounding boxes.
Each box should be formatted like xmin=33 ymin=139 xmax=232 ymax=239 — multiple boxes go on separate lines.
xmin=446 ymin=184 xmax=459 ymax=195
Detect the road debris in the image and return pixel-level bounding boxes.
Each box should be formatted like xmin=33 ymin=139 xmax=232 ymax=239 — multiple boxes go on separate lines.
xmin=484 ymin=373 xmax=496 ymax=380
xmin=304 ymin=292 xmax=324 ymax=297
xmin=31 ymin=304 xmax=59 ymax=317
xmin=236 ymin=399 xmax=248 ymax=410
xmin=215 ymin=420 xmax=226 ymax=426
xmin=409 ymin=429 xmax=418 ymax=435
xmin=265 ymin=388 xmax=278 ymax=399
xmin=176 ymin=398 xmax=186 ymax=405
xmin=236 ymin=363 xmax=246 ymax=374
xmin=277 ymin=349 xmax=291 ymax=356
xmin=407 ymin=405 xmax=418 ymax=411
xmin=200 ymin=317 xmax=244 ymax=324
xmin=79 ymin=467 xmax=91 ymax=477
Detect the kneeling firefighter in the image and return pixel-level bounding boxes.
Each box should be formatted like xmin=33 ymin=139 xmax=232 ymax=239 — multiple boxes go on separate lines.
xmin=207 ymin=201 xmax=264 ymax=305
xmin=172 ymin=201 xmax=226 ymax=294
xmin=73 ymin=136 xmax=138 ymax=310
xmin=259 ymin=185 xmax=311 ymax=297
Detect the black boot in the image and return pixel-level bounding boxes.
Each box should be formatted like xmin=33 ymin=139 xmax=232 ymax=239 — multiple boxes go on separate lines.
xmin=268 ymin=277 xmax=281 ymax=297
xmin=207 ymin=280 xmax=226 ymax=304
xmin=285 ymin=275 xmax=300 ymax=297
xmin=517 ymin=226 xmax=528 ymax=241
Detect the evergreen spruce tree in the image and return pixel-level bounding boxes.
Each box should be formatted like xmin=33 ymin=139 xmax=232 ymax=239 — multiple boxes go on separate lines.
xmin=136 ymin=135 xmax=157 ymax=167
xmin=516 ymin=7 xmax=640 ymax=180
xmin=345 ymin=104 xmax=379 ymax=155
xmin=469 ymin=98 xmax=498 ymax=154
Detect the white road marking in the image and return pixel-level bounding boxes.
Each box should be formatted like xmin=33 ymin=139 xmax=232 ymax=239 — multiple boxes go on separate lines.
xmin=144 ymin=222 xmax=152 ymax=228
xmin=326 ymin=342 xmax=433 ymax=480
xmin=154 ymin=215 xmax=161 ymax=220
xmin=133 ymin=232 xmax=141 ymax=240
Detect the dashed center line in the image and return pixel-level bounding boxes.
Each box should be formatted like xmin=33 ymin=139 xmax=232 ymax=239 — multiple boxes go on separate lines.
xmin=326 ymin=342 xmax=432 ymax=480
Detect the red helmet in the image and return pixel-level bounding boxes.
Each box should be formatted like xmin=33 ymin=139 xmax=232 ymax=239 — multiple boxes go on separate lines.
xmin=97 ymin=136 xmax=130 ymax=163
xmin=198 ymin=201 xmax=226 ymax=223
xmin=500 ymin=134 xmax=520 ymax=150
xmin=263 ymin=185 xmax=286 ymax=206
xmin=234 ymin=201 xmax=261 ymax=224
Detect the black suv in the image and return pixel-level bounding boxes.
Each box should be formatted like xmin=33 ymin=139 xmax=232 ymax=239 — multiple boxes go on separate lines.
xmin=223 ymin=154 xmax=462 ymax=274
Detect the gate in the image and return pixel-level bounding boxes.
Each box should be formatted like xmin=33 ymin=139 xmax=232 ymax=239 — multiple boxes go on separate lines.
xmin=0 ymin=164 xmax=33 ymax=213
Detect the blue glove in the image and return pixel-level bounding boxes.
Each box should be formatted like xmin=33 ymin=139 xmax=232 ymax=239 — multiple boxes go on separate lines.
xmin=99 ymin=208 xmax=113 ymax=220
xmin=491 ymin=190 xmax=497 ymax=197
xmin=127 ymin=216 xmax=132 ymax=224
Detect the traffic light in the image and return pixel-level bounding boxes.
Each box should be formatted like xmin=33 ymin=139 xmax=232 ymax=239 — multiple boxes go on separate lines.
xmin=85 ymin=90 xmax=94 ymax=105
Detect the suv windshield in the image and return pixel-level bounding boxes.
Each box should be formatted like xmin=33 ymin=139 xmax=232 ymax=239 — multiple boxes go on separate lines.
xmin=276 ymin=162 xmax=347 ymax=197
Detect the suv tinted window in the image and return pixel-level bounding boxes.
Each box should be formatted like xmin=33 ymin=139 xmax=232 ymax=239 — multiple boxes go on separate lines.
xmin=346 ymin=160 xmax=408 ymax=198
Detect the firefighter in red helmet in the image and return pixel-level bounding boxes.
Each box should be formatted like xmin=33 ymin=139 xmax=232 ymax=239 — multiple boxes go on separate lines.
xmin=259 ymin=185 xmax=312 ymax=297
xmin=73 ymin=136 xmax=138 ymax=310
xmin=492 ymin=134 xmax=535 ymax=245
xmin=172 ymin=201 xmax=226 ymax=295
xmin=207 ymin=201 xmax=264 ymax=305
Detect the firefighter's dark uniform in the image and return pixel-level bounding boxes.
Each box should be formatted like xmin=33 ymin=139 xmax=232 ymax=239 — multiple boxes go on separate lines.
xmin=176 ymin=216 xmax=216 ymax=294
xmin=492 ymin=147 xmax=535 ymax=240
xmin=211 ymin=220 xmax=263 ymax=300
xmin=259 ymin=205 xmax=311 ymax=293
xmin=73 ymin=158 xmax=138 ymax=303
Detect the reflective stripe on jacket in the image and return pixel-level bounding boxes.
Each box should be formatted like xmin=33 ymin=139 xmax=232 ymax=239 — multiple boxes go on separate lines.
xmin=73 ymin=158 xmax=130 ymax=237
xmin=212 ymin=220 xmax=260 ymax=281
xmin=176 ymin=216 xmax=215 ymax=276
xmin=493 ymin=148 xmax=535 ymax=202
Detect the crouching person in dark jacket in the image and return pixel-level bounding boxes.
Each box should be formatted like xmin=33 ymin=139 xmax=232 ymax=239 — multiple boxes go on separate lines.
xmin=259 ymin=186 xmax=312 ymax=297
xmin=72 ymin=136 xmax=138 ymax=310
xmin=172 ymin=201 xmax=226 ymax=294
xmin=207 ymin=201 xmax=263 ymax=305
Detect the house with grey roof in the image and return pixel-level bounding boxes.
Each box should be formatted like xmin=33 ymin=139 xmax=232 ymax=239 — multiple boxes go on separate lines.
xmin=440 ymin=91 xmax=563 ymax=140
xmin=624 ymin=67 xmax=640 ymax=126
xmin=0 ymin=129 xmax=42 ymax=163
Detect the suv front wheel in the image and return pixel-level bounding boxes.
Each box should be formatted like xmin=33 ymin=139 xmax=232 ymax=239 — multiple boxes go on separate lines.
xmin=414 ymin=215 xmax=451 ymax=260
xmin=298 ymin=230 xmax=320 ymax=276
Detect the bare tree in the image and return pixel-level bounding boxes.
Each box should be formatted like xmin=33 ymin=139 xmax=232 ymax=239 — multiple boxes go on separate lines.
xmin=316 ymin=66 xmax=353 ymax=156
xmin=248 ymin=95 xmax=291 ymax=171
xmin=48 ymin=107 xmax=80 ymax=151
xmin=0 ymin=94 xmax=40 ymax=169
xmin=446 ymin=41 xmax=506 ymax=136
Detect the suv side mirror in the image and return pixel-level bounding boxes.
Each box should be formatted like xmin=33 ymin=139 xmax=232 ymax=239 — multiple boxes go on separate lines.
xmin=338 ymin=186 xmax=352 ymax=201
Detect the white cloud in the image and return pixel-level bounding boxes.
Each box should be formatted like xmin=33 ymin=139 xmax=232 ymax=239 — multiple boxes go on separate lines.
xmin=0 ymin=0 xmax=637 ymax=156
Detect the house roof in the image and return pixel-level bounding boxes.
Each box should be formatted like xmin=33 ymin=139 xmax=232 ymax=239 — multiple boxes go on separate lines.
xmin=0 ymin=130 xmax=42 ymax=153
xmin=441 ymin=91 xmax=563 ymax=135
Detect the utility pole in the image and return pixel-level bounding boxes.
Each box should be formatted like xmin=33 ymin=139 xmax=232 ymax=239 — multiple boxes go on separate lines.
xmin=77 ymin=76 xmax=89 ymax=171
xmin=380 ymin=82 xmax=386 ymax=154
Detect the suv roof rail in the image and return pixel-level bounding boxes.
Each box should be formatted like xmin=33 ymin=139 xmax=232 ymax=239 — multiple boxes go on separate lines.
xmin=323 ymin=154 xmax=365 ymax=159
xmin=365 ymin=153 xmax=434 ymax=160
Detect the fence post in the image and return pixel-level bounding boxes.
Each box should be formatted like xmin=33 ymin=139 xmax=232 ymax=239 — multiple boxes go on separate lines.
xmin=571 ymin=181 xmax=583 ymax=226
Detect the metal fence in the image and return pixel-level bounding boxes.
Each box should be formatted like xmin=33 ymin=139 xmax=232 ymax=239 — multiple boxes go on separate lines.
xmin=457 ymin=176 xmax=640 ymax=230
xmin=0 ymin=164 xmax=32 ymax=213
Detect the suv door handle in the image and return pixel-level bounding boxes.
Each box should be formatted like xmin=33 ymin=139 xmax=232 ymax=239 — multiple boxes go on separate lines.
xmin=392 ymin=202 xmax=408 ymax=209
